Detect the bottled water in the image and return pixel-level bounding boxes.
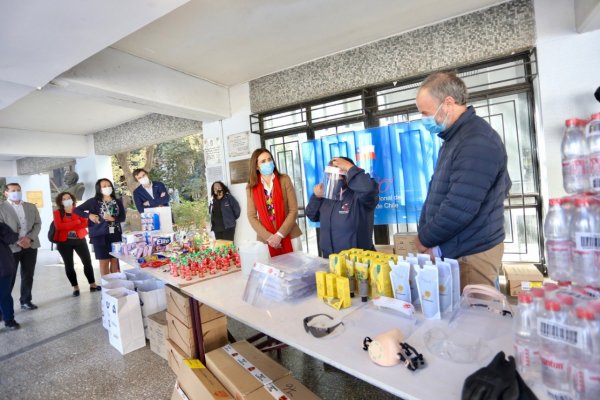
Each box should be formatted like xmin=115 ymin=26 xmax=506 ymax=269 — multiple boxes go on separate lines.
xmin=539 ymin=300 xmax=571 ymax=395
xmin=586 ymin=113 xmax=600 ymax=192
xmin=562 ymin=119 xmax=589 ymax=194
xmin=570 ymin=197 xmax=597 ymax=285
xmin=544 ymin=198 xmax=572 ymax=282
xmin=514 ymin=292 xmax=540 ymax=384
xmin=570 ymin=307 xmax=600 ymax=400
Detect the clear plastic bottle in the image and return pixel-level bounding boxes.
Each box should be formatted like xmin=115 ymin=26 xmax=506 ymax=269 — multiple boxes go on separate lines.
xmin=570 ymin=307 xmax=600 ymax=400
xmin=562 ymin=118 xmax=590 ymax=194
xmin=570 ymin=197 xmax=596 ymax=285
xmin=586 ymin=113 xmax=600 ymax=192
xmin=514 ymin=292 xmax=540 ymax=384
xmin=539 ymin=300 xmax=571 ymax=395
xmin=545 ymin=198 xmax=572 ymax=282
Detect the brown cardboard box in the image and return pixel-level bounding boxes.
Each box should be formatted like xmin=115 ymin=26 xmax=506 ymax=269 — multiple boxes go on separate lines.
xmin=374 ymin=244 xmax=395 ymax=255
xmin=246 ymin=375 xmax=321 ymax=400
xmin=202 ymin=315 xmax=229 ymax=353
xmin=206 ymin=341 xmax=290 ymax=400
xmin=147 ymin=310 xmax=168 ymax=360
xmin=167 ymin=311 xmax=195 ymax=358
xmin=166 ymin=285 xmax=225 ymax=327
xmin=167 ymin=341 xmax=233 ymax=400
xmin=199 ymin=303 xmax=225 ymax=324
xmin=393 ymin=233 xmax=418 ymax=256
xmin=503 ymin=263 xmax=544 ymax=296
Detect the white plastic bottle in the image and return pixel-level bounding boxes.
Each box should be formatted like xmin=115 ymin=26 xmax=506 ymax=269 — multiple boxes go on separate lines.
xmin=570 ymin=197 xmax=596 ymax=285
xmin=586 ymin=113 xmax=600 ymax=192
xmin=539 ymin=300 xmax=571 ymax=396
xmin=570 ymin=307 xmax=600 ymax=400
xmin=562 ymin=119 xmax=589 ymax=194
xmin=514 ymin=292 xmax=540 ymax=384
xmin=544 ymin=198 xmax=572 ymax=282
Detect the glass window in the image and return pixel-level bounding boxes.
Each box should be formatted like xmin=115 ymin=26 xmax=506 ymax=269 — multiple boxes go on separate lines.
xmin=314 ymin=122 xmax=365 ymax=139
xmin=262 ymin=108 xmax=307 ymax=133
xmin=311 ymin=96 xmax=363 ymax=123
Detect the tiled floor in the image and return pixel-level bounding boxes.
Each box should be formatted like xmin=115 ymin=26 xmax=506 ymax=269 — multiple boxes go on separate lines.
xmin=0 ymin=250 xmax=401 ymax=400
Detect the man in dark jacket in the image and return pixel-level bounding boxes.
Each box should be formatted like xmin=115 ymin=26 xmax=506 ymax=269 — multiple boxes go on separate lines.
xmin=306 ymin=157 xmax=379 ymax=258
xmin=415 ymin=72 xmax=511 ymax=289
xmin=0 ymin=222 xmax=20 ymax=329
xmin=132 ymin=168 xmax=170 ymax=213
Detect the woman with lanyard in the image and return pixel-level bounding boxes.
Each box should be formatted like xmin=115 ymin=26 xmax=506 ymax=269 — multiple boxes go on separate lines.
xmin=246 ymin=148 xmax=302 ymax=256
xmin=74 ymin=179 xmax=126 ymax=276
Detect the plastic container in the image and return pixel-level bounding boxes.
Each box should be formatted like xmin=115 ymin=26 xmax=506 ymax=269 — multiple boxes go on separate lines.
xmin=238 ymin=241 xmax=270 ymax=277
xmin=570 ymin=307 xmax=600 ymax=400
xmin=562 ymin=118 xmax=589 ymax=194
xmin=514 ymin=292 xmax=540 ymax=384
xmin=586 ymin=113 xmax=600 ymax=192
xmin=570 ymin=197 xmax=597 ymax=285
xmin=544 ymin=198 xmax=572 ymax=282
xmin=539 ymin=300 xmax=571 ymax=395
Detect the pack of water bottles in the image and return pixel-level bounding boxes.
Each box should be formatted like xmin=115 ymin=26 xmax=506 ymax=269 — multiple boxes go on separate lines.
xmin=561 ymin=114 xmax=600 ymax=193
xmin=140 ymin=212 xmax=160 ymax=231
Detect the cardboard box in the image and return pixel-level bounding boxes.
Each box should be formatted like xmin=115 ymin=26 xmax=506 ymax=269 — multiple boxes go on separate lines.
xmin=393 ymin=233 xmax=418 ymax=257
xmin=247 ymin=375 xmax=321 ymax=400
xmin=206 ymin=341 xmax=290 ymax=400
xmin=202 ymin=315 xmax=229 ymax=354
xmin=166 ymin=285 xmax=225 ymax=327
xmin=503 ymin=263 xmax=544 ymax=296
xmin=148 ymin=310 xmax=169 ymax=360
xmin=167 ymin=341 xmax=233 ymax=400
xmin=374 ymin=244 xmax=395 ymax=255
xmin=167 ymin=311 xmax=195 ymax=358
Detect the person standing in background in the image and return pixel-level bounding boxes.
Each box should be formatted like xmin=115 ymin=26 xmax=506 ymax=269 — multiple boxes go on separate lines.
xmin=246 ymin=148 xmax=302 ymax=256
xmin=132 ymin=168 xmax=170 ymax=213
xmin=0 ymin=183 xmax=42 ymax=311
xmin=53 ymin=192 xmax=100 ymax=297
xmin=0 ymin=222 xmax=20 ymax=329
xmin=209 ymin=181 xmax=241 ymax=241
xmin=74 ymin=179 xmax=126 ymax=276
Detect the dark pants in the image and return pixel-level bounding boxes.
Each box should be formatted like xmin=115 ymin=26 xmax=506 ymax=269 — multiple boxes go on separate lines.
xmin=0 ymin=273 xmax=15 ymax=322
xmin=10 ymin=248 xmax=38 ymax=305
xmin=57 ymin=239 xmax=96 ymax=287
xmin=215 ymin=228 xmax=235 ymax=241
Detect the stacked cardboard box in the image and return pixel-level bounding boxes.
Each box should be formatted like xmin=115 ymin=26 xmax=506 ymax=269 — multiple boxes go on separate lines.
xmin=165 ymin=285 xmax=228 ymax=358
xmin=147 ymin=310 xmax=168 ymax=360
xmin=393 ymin=233 xmax=418 ymax=257
xmin=503 ymin=263 xmax=544 ymax=296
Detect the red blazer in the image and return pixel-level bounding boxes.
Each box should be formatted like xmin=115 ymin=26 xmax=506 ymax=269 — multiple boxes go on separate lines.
xmin=53 ymin=209 xmax=89 ymax=242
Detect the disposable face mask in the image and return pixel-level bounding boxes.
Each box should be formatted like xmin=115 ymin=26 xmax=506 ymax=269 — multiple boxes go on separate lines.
xmin=138 ymin=176 xmax=150 ymax=185
xmin=362 ymin=329 xmax=404 ymax=367
xmin=7 ymin=191 xmax=22 ymax=201
xmin=101 ymin=187 xmax=113 ymax=196
xmin=421 ymin=102 xmax=449 ymax=134
xmin=389 ymin=259 xmax=412 ymax=304
xmin=259 ymin=161 xmax=275 ymax=176
xmin=415 ymin=262 xmax=441 ymax=320
xmin=62 ymin=199 xmax=73 ymax=208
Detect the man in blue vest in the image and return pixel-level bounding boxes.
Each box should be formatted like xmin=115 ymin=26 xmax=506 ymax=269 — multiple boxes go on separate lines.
xmin=414 ymin=72 xmax=511 ymax=289
xmin=306 ymin=157 xmax=379 ymax=258
xmin=132 ymin=169 xmax=170 ymax=213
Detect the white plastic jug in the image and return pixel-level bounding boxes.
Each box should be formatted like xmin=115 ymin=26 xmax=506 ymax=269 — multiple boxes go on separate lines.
xmin=238 ymin=241 xmax=270 ymax=277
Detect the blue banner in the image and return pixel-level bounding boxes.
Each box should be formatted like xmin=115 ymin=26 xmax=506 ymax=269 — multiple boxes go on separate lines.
xmin=301 ymin=121 xmax=442 ymax=225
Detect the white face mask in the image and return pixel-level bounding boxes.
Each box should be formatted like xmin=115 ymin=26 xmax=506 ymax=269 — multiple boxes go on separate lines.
xmin=62 ymin=199 xmax=73 ymax=208
xmin=139 ymin=176 xmax=150 ymax=185
xmin=7 ymin=191 xmax=22 ymax=202
xmin=101 ymin=187 xmax=113 ymax=196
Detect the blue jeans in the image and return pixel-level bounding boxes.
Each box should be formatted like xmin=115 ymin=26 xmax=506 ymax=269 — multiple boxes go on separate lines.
xmin=0 ymin=273 xmax=15 ymax=322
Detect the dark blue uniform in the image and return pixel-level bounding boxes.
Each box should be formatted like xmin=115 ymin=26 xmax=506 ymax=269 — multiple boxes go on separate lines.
xmin=133 ymin=181 xmax=170 ymax=213
xmin=306 ymin=166 xmax=379 ymax=257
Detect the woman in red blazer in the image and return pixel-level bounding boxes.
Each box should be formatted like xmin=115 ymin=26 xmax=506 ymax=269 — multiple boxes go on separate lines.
xmin=53 ymin=192 xmax=100 ymax=297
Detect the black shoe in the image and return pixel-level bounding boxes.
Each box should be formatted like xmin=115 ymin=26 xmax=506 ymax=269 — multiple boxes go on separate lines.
xmin=90 ymin=285 xmax=101 ymax=292
xmin=72 ymin=290 xmax=80 ymax=297
xmin=20 ymin=302 xmax=38 ymax=310
xmin=5 ymin=320 xmax=20 ymax=330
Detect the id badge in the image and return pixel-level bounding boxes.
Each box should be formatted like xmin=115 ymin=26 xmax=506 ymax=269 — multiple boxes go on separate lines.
xmin=109 ymin=226 xmax=115 ymax=234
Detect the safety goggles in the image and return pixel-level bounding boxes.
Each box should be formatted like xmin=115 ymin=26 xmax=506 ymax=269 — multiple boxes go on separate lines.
xmin=303 ymin=313 xmax=344 ymax=338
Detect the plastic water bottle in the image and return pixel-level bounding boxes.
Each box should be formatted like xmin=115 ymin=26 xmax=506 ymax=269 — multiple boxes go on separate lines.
xmin=570 ymin=307 xmax=600 ymax=400
xmin=586 ymin=113 xmax=600 ymax=192
xmin=539 ymin=300 xmax=571 ymax=395
xmin=514 ymin=292 xmax=540 ymax=384
xmin=562 ymin=119 xmax=589 ymax=193
xmin=570 ymin=197 xmax=596 ymax=285
xmin=545 ymin=198 xmax=572 ymax=282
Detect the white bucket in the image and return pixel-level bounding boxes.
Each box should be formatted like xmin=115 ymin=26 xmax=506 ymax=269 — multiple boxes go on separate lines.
xmin=238 ymin=241 xmax=270 ymax=277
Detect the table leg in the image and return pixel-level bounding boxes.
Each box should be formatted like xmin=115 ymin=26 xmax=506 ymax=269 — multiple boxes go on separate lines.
xmin=190 ymin=297 xmax=205 ymax=364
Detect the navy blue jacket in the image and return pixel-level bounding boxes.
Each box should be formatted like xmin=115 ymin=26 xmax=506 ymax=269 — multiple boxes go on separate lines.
xmin=74 ymin=197 xmax=126 ymax=245
xmin=0 ymin=222 xmax=18 ymax=278
xmin=306 ymin=166 xmax=379 ymax=257
xmin=133 ymin=181 xmax=170 ymax=213
xmin=418 ymin=106 xmax=511 ymax=259
xmin=209 ymin=194 xmax=241 ymax=231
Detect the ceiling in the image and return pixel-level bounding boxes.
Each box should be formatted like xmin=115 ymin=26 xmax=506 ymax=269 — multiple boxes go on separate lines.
xmin=0 ymin=0 xmax=511 ymax=164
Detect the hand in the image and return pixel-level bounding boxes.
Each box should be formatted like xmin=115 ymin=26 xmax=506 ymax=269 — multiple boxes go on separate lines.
xmin=313 ymin=183 xmax=324 ymax=198
xmin=89 ymin=214 xmax=100 ymax=224
xmin=103 ymin=215 xmax=115 ymax=222
xmin=267 ymin=234 xmax=282 ymax=249
xmin=143 ymin=201 xmax=150 ymax=206
xmin=331 ymin=157 xmax=354 ymax=173
xmin=414 ymin=236 xmax=429 ymax=253
xmin=160 ymin=192 xmax=166 ymax=198
xmin=18 ymin=236 xmax=31 ymax=249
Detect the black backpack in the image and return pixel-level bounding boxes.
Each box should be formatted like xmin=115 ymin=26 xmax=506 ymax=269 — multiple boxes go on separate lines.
xmin=47 ymin=210 xmax=64 ymax=250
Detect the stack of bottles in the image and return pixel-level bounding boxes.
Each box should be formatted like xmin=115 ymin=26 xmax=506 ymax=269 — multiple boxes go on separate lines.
xmin=514 ymin=283 xmax=600 ymax=399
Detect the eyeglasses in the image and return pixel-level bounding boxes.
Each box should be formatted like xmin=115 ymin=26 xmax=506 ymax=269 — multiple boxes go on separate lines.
xmin=303 ymin=313 xmax=344 ymax=338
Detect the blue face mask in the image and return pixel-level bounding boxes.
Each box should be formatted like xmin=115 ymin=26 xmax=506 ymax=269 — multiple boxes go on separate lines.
xmin=259 ymin=161 xmax=275 ymax=176
xmin=421 ymin=103 xmax=448 ymax=134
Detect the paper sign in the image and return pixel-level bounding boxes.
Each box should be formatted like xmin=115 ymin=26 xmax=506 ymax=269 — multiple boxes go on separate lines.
xmin=184 ymin=359 xmax=206 ymax=369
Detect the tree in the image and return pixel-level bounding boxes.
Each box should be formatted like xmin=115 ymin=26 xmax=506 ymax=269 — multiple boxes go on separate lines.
xmin=112 ymin=146 xmax=156 ymax=208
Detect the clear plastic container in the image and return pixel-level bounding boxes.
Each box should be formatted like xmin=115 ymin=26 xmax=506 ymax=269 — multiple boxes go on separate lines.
xmin=545 ymin=198 xmax=572 ymax=282
xmin=586 ymin=113 xmax=600 ymax=192
xmin=570 ymin=197 xmax=597 ymax=285
xmin=562 ymin=118 xmax=589 ymax=194
xmin=570 ymin=307 xmax=600 ymax=400
xmin=539 ymin=300 xmax=571 ymax=394
xmin=514 ymin=292 xmax=540 ymax=384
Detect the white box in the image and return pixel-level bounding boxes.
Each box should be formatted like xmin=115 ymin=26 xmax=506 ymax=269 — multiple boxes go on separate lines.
xmin=101 ymin=280 xmax=135 ymax=330
xmin=105 ymin=288 xmax=146 ymax=355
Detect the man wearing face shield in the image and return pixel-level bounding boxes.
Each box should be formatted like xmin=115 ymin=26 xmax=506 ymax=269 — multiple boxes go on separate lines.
xmin=414 ymin=72 xmax=511 ymax=290
xmin=306 ymin=157 xmax=379 ymax=258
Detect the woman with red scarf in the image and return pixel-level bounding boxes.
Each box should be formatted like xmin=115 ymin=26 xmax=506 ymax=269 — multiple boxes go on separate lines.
xmin=246 ymin=148 xmax=302 ymax=256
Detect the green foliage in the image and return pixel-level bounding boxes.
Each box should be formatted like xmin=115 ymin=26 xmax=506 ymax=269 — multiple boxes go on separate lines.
xmin=172 ymin=199 xmax=208 ymax=230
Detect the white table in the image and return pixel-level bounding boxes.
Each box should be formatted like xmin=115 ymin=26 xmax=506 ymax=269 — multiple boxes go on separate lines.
xmin=181 ymin=272 xmax=538 ymax=400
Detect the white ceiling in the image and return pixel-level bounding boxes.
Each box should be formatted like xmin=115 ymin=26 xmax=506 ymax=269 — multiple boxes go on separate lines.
xmin=0 ymin=0 xmax=510 ymax=164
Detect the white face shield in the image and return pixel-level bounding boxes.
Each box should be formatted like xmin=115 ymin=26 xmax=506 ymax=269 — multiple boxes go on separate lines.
xmin=323 ymin=166 xmax=347 ymax=200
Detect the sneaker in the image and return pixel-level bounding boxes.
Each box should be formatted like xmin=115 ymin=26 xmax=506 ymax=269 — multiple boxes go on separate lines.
xmin=72 ymin=290 xmax=80 ymax=297
xmin=20 ymin=302 xmax=38 ymax=310
xmin=5 ymin=320 xmax=20 ymax=330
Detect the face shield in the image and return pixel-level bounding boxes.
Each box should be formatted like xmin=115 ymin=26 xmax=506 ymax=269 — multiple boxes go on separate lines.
xmin=323 ymin=166 xmax=347 ymax=200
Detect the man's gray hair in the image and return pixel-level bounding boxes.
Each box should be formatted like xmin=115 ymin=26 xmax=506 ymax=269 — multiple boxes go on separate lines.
xmin=419 ymin=72 xmax=468 ymax=105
